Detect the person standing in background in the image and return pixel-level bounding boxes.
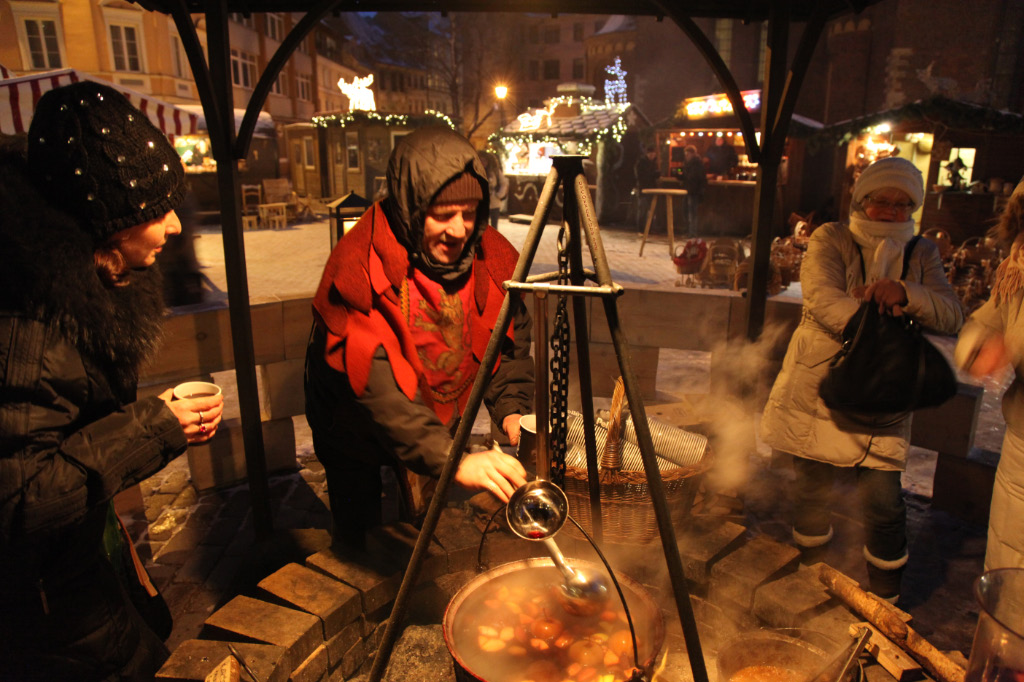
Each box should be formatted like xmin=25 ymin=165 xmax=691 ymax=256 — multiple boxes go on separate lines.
xmin=954 ymin=178 xmax=1024 ymax=570
xmin=760 ymin=157 xmax=963 ymax=603
xmin=634 ymin=145 xmax=660 ymax=233
xmin=704 ymin=135 xmax=739 ymax=177
xmin=481 ymin=151 xmax=508 ymax=228
xmin=679 ymin=145 xmax=707 ymax=237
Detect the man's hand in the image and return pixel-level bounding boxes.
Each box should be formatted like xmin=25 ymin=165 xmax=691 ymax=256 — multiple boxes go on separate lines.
xmin=455 ymin=449 xmax=527 ymax=503
xmin=503 ymin=414 xmax=523 ymax=447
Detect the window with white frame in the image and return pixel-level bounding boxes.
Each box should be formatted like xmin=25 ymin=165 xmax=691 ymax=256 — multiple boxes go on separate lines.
xmin=11 ymin=2 xmax=66 ymax=70
xmin=266 ymin=13 xmax=283 ymax=42
xmin=271 ymin=72 xmax=288 ymax=96
xmin=103 ymin=8 xmax=146 ymax=74
xmin=303 ymin=137 xmax=316 ymax=168
xmin=109 ymin=24 xmax=142 ymax=72
xmin=230 ymin=49 xmax=257 ymax=89
xmin=346 ymin=131 xmax=360 ymax=171
xmin=714 ymin=19 xmax=733 ymax=68
xmin=171 ymin=34 xmax=187 ymax=79
xmin=297 ymin=74 xmax=312 ymax=101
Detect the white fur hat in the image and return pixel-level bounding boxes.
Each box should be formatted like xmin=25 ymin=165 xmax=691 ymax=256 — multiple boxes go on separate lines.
xmin=852 ymin=157 xmax=925 ymax=209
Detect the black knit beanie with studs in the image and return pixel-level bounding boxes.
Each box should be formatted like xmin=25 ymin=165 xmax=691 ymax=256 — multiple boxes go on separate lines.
xmin=26 ymin=81 xmax=187 ymax=244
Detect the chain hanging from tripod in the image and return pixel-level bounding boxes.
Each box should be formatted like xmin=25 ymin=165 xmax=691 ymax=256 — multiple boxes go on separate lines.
xmin=548 ymin=223 xmax=572 ymax=487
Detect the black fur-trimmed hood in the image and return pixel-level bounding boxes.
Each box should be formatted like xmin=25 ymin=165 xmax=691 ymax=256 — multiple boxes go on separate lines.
xmin=0 ymin=137 xmax=166 ymax=396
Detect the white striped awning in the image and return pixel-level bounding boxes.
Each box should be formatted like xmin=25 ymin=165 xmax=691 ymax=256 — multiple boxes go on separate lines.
xmin=0 ymin=68 xmax=199 ymax=138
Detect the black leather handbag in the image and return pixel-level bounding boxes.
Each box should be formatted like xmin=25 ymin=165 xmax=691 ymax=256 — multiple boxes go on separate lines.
xmin=818 ymin=237 xmax=958 ymax=417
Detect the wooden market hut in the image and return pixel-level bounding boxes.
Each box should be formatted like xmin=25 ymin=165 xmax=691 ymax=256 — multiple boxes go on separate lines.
xmin=285 ymin=111 xmax=456 ymax=202
xmin=820 ymin=95 xmax=1024 ymax=244
xmin=494 ymin=93 xmax=650 ymax=224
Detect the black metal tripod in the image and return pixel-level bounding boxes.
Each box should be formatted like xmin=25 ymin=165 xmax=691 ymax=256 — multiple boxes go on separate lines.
xmin=369 ymin=155 xmax=709 ymax=682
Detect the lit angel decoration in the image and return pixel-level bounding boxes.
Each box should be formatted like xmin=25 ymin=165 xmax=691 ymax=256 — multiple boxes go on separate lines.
xmin=338 ymin=75 xmax=377 ymax=112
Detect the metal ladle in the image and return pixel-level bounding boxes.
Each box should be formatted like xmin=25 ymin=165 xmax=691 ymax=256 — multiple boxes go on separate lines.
xmin=506 ymin=480 xmax=610 ymax=616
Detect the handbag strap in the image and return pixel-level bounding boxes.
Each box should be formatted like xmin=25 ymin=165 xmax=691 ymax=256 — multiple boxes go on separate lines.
xmin=900 ymin=235 xmax=922 ymax=280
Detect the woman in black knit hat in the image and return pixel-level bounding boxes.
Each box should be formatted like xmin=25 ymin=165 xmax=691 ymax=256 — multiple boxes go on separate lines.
xmin=0 ymin=81 xmax=224 ymax=680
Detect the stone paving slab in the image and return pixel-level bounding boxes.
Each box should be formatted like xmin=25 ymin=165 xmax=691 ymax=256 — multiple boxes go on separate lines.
xmin=156 ymin=639 xmax=288 ymax=682
xmin=752 ymin=563 xmax=834 ymax=628
xmin=306 ymin=547 xmax=403 ymax=614
xmin=204 ymin=595 xmax=323 ymax=674
xmin=258 ymin=562 xmax=361 ymax=639
xmin=709 ymin=534 xmax=801 ymax=610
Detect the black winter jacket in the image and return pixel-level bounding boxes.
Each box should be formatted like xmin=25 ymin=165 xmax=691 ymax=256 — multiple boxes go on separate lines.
xmin=0 ymin=141 xmax=186 ymax=679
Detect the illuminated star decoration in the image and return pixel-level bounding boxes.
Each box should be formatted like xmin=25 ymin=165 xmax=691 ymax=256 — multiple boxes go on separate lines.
xmin=604 ymin=57 xmax=627 ymax=107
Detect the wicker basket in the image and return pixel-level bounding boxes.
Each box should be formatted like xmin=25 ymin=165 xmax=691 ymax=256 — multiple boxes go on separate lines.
xmin=561 ymin=410 xmax=711 ymax=544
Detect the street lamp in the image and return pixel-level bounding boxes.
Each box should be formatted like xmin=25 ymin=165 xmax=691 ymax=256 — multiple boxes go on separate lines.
xmin=494 ymin=85 xmax=508 ymax=128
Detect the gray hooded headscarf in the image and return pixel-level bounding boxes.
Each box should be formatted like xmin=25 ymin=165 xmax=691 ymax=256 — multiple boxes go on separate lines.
xmin=382 ymin=126 xmax=489 ymax=283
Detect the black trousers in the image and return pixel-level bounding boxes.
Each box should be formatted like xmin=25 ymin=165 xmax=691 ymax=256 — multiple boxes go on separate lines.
xmin=791 ymin=456 xmax=907 ymax=563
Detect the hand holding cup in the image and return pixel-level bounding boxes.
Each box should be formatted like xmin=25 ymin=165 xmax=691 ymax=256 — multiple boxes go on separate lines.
xmin=160 ymin=381 xmax=224 ymax=444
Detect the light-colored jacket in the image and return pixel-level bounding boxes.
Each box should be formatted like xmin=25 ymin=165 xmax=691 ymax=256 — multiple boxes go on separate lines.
xmin=957 ymin=288 xmax=1024 ymax=568
xmin=761 ymin=222 xmax=964 ymax=469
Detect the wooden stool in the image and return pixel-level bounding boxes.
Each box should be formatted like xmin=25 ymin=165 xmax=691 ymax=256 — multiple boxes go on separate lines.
xmin=638 ymin=188 xmax=688 ymax=257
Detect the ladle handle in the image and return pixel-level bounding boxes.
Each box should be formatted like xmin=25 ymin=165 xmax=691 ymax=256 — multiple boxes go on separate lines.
xmin=832 ymin=627 xmax=871 ymax=682
xmin=543 ymin=537 xmax=576 ymax=581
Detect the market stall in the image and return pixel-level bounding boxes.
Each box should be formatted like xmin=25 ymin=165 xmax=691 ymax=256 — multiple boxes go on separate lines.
xmin=174 ymin=104 xmax=278 ymax=220
xmin=491 ymin=87 xmax=649 ymax=225
xmin=0 ymin=67 xmax=198 ymax=138
xmin=655 ymin=89 xmax=822 ymax=238
xmin=824 ymin=96 xmax=1024 ymax=245
xmin=290 ymin=110 xmax=456 ymax=204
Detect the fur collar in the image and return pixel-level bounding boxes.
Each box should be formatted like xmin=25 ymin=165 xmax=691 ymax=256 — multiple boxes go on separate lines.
xmin=0 ymin=142 xmax=166 ymax=398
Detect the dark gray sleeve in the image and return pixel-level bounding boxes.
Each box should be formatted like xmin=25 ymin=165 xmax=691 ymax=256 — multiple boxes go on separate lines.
xmin=484 ymin=294 xmax=534 ymax=430
xmin=361 ymin=348 xmax=455 ymax=477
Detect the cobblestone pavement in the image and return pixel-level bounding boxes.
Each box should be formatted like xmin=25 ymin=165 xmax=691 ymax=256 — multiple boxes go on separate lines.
xmin=123 ymin=217 xmax=1000 ymax=660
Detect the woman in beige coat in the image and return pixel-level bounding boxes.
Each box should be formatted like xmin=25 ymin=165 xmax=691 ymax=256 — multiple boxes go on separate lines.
xmin=954 ymin=178 xmax=1024 ymax=570
xmin=761 ymin=157 xmax=963 ymax=601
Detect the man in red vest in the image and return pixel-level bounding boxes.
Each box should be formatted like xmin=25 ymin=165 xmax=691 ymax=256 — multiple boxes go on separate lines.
xmin=305 ymin=127 xmax=533 ymax=547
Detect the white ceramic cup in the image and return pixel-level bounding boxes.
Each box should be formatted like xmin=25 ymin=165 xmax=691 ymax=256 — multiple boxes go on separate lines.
xmin=172 ymin=381 xmax=222 ymax=401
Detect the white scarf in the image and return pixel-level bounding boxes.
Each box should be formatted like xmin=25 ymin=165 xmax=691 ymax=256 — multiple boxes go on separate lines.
xmin=848 ymin=214 xmax=915 ymax=283
xmin=992 ymin=232 xmax=1024 ymax=305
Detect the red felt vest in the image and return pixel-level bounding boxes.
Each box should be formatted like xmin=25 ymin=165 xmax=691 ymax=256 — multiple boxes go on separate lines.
xmin=311 ymin=202 xmax=520 ymax=424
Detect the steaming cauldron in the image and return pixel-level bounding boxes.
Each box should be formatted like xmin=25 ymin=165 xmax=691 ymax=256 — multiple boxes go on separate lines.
xmin=443 ymin=558 xmax=665 ymax=682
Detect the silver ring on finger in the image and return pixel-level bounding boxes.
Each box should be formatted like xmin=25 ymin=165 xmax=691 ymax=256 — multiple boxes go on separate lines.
xmin=198 ymin=410 xmax=204 ymax=424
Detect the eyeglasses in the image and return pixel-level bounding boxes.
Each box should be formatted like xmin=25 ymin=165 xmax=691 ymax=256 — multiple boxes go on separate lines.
xmin=865 ymin=196 xmax=915 ymax=212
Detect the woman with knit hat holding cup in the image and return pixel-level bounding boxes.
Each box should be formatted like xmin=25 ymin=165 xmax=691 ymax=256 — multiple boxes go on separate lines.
xmin=0 ymin=81 xmax=223 ymax=679
xmin=761 ymin=156 xmax=963 ymax=603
